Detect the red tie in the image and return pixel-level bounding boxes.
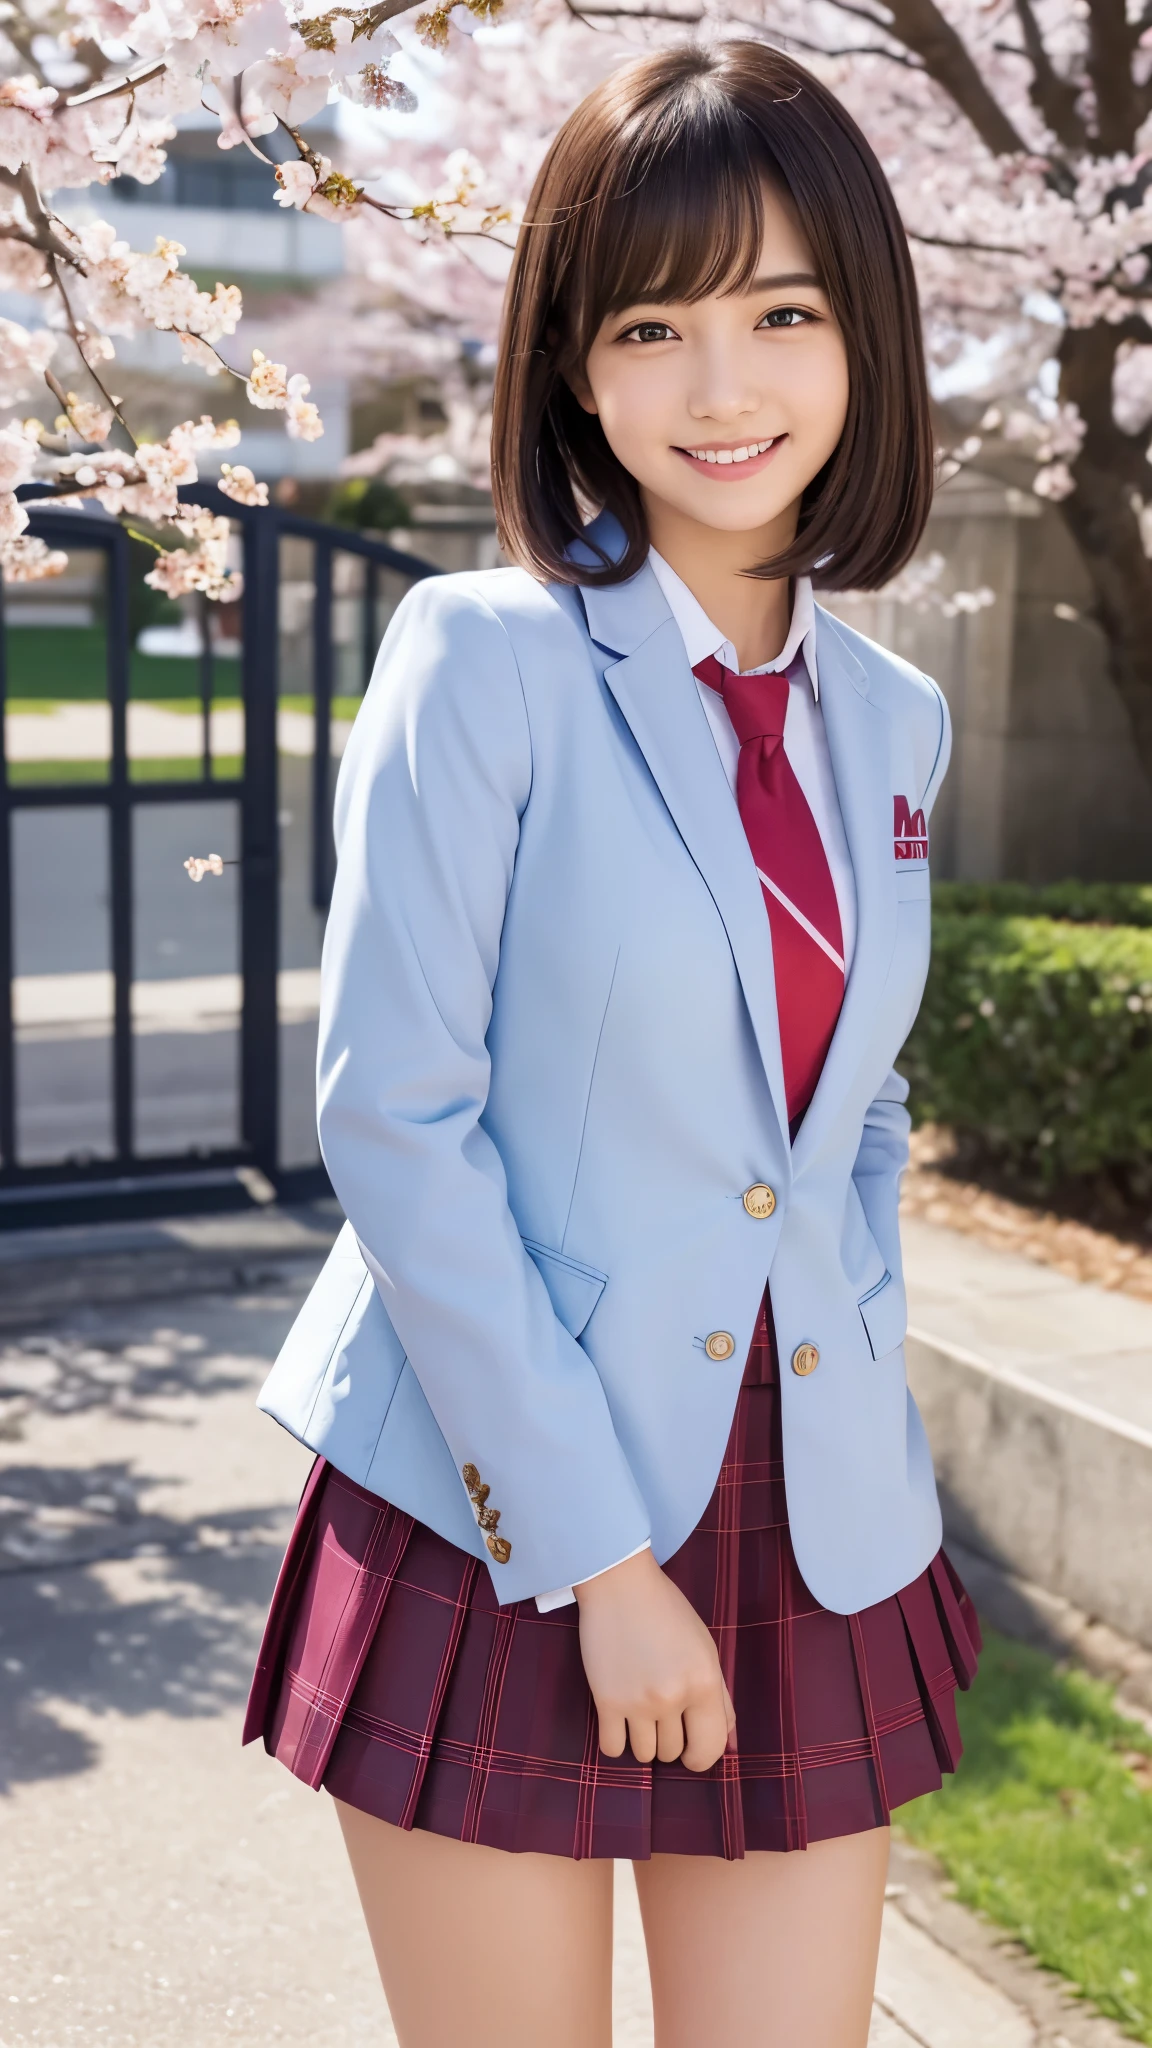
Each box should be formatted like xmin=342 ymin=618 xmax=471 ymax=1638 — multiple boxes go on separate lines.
xmin=695 ymin=653 xmax=845 ymax=1125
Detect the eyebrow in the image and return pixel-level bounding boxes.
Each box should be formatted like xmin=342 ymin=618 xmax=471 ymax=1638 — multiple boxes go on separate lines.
xmin=747 ymin=271 xmax=823 ymax=291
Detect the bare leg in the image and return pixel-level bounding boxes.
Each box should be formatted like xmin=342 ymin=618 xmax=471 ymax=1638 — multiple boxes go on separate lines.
xmin=635 ymin=1825 xmax=890 ymax=2048
xmin=333 ymin=1798 xmax=614 ymax=2048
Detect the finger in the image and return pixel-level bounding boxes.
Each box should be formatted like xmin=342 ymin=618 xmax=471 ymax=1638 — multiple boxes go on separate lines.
xmin=655 ymin=1713 xmax=686 ymax=1763
xmin=627 ymin=1715 xmax=658 ymax=1764
xmin=596 ymin=1706 xmax=628 ymax=1759
xmin=680 ymin=1697 xmax=731 ymax=1773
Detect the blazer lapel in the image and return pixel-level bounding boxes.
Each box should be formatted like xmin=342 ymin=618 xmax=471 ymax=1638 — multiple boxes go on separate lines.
xmin=581 ymin=559 xmax=791 ymax=1148
xmin=791 ymin=608 xmax=899 ymax=1172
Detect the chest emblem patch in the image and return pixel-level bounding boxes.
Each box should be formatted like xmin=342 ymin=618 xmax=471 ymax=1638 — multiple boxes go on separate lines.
xmin=894 ymin=795 xmax=928 ymax=862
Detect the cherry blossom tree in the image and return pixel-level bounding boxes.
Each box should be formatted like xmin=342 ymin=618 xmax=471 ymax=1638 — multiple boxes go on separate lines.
xmin=759 ymin=0 xmax=1152 ymax=790
xmin=0 ymin=0 xmax=500 ymax=596
xmin=506 ymin=0 xmax=1152 ymax=785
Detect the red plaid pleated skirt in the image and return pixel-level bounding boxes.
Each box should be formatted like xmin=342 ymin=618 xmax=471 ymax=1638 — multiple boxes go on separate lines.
xmin=244 ymin=1294 xmax=980 ymax=1858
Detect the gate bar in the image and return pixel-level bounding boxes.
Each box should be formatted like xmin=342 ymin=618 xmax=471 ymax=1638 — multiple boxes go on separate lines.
xmin=107 ymin=523 xmax=135 ymax=1162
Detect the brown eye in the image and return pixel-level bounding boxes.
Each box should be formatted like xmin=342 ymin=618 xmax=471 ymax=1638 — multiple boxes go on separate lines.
xmin=623 ymin=321 xmax=676 ymax=344
xmin=757 ymin=307 xmax=811 ymax=330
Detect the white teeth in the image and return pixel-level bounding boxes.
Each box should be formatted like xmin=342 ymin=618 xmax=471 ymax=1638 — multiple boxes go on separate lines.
xmin=687 ymin=438 xmax=775 ymax=465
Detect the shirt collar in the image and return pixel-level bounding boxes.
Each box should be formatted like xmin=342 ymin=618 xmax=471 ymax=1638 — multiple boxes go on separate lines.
xmin=647 ymin=546 xmax=819 ymax=700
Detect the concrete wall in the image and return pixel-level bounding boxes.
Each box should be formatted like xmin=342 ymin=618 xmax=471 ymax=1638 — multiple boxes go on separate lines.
xmin=825 ymin=468 xmax=1152 ymax=883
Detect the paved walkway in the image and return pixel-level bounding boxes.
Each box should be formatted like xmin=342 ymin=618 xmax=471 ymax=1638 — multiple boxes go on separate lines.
xmin=904 ymin=1212 xmax=1152 ymax=1433
xmin=0 ymin=1226 xmax=1131 ymax=2045
xmin=4 ymin=704 xmax=352 ymax=762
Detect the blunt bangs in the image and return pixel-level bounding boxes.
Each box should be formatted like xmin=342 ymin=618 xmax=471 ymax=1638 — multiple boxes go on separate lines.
xmin=581 ymin=95 xmax=774 ymax=336
xmin=491 ymin=42 xmax=934 ymax=593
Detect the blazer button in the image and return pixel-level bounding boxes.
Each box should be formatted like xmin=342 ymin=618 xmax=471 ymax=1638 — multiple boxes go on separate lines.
xmin=705 ymin=1331 xmax=736 ymax=1361
xmin=742 ymin=1183 xmax=776 ymax=1219
xmin=487 ymin=1535 xmax=512 ymax=1563
xmin=791 ymin=1343 xmax=820 ymax=1377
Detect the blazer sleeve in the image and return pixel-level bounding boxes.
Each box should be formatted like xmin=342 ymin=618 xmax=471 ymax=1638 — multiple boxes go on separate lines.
xmin=317 ymin=575 xmax=651 ymax=1601
xmin=851 ymin=1067 xmax=911 ymax=1320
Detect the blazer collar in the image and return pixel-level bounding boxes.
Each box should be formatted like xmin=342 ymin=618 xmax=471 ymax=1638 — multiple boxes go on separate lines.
xmin=572 ymin=523 xmax=791 ymax=1145
xmin=572 ymin=512 xmax=669 ymax=658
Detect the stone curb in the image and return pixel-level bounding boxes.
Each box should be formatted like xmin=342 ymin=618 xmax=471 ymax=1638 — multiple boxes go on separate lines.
xmin=885 ymin=1837 xmax=1131 ymax=2048
xmin=907 ymin=1324 xmax=1152 ymax=1653
xmin=880 ymin=1535 xmax=1151 ymax=2045
xmin=947 ymin=1535 xmax=1152 ymax=1734
xmin=0 ymin=1201 xmax=341 ymax=1330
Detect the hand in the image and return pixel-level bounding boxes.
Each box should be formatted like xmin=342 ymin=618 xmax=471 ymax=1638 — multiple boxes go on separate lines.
xmin=575 ymin=1548 xmax=736 ymax=1771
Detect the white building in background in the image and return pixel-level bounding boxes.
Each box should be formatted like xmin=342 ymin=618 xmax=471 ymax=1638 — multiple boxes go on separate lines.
xmin=54 ymin=109 xmax=350 ymax=480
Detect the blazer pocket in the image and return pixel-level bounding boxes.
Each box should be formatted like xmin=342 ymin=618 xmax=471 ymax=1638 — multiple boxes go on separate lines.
xmin=895 ymin=867 xmax=931 ymax=902
xmin=522 ymin=1238 xmax=608 ymax=1340
xmin=857 ymin=1269 xmax=907 ymax=1361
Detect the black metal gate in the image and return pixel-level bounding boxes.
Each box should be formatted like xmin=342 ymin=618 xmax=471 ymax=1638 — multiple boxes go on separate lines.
xmin=0 ymin=486 xmax=438 ymax=1225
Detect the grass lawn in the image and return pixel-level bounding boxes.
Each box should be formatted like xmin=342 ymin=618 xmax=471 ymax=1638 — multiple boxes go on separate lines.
xmin=897 ymin=1628 xmax=1152 ymax=2039
xmin=8 ymin=757 xmax=244 ymax=786
xmin=4 ymin=626 xmax=242 ymax=704
xmin=3 ymin=630 xmax=363 ymax=722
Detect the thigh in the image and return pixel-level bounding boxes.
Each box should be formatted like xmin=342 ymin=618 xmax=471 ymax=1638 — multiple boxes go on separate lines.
xmin=634 ymin=1825 xmax=890 ymax=2048
xmin=334 ymin=1798 xmax=615 ymax=2048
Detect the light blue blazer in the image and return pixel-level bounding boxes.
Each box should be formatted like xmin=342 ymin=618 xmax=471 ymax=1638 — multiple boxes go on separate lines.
xmin=258 ymin=513 xmax=951 ymax=1614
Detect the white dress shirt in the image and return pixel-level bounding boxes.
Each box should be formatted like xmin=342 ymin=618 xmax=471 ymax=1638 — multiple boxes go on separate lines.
xmin=534 ymin=551 xmax=858 ymax=1614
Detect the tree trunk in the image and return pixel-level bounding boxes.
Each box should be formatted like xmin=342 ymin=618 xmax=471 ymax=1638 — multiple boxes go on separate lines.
xmin=1056 ymin=324 xmax=1152 ymax=796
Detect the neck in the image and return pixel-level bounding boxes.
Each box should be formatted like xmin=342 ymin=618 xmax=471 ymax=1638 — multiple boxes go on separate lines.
xmin=642 ymin=494 xmax=796 ymax=671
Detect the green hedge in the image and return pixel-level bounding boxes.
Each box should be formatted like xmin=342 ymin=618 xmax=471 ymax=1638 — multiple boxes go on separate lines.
xmin=904 ymin=910 xmax=1152 ymax=1181
xmin=934 ymin=880 xmax=1152 ymax=927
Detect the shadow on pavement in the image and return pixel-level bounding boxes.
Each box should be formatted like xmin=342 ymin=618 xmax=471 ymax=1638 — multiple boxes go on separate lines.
xmin=0 ymin=1510 xmax=292 ymax=1793
xmin=0 ymin=1278 xmax=317 ymax=1798
xmin=0 ymin=1319 xmax=253 ymax=1429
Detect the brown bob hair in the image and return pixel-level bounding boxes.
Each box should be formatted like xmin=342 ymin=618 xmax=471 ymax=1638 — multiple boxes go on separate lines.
xmin=491 ymin=41 xmax=933 ymax=590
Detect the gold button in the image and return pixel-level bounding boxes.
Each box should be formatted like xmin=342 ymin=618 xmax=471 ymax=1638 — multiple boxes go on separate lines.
xmin=487 ymin=1535 xmax=512 ymax=1563
xmin=742 ymin=1183 xmax=776 ymax=1220
xmin=705 ymin=1330 xmax=736 ymax=1362
xmin=791 ymin=1343 xmax=820 ymax=1377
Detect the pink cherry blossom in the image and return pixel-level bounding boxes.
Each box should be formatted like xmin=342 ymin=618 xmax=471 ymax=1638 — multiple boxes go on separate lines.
xmin=274 ymin=160 xmax=318 ymax=210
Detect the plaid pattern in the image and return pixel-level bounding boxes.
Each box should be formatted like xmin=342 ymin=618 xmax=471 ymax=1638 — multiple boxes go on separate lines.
xmin=244 ymin=1292 xmax=979 ymax=1859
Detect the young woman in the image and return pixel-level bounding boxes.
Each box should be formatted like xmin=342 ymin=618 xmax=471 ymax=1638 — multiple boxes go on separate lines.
xmin=245 ymin=39 xmax=979 ymax=2048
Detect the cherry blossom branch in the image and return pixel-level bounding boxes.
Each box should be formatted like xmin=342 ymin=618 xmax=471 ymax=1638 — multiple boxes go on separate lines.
xmin=824 ymin=0 xmax=1030 ymax=156
xmin=44 ymin=254 xmax=135 ymax=447
xmin=0 ymin=167 xmax=83 ymax=272
xmin=776 ymin=28 xmax=926 ymax=71
xmin=560 ymin=0 xmax=702 ymax=21
xmin=356 ymin=189 xmax=518 ymax=248
xmin=906 ymin=229 xmax=1033 ymax=257
xmin=65 ymin=61 xmax=168 ymax=110
xmin=815 ymin=0 xmax=902 ymax=26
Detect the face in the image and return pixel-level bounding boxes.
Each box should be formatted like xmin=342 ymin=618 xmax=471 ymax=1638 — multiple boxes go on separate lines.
xmin=571 ymin=183 xmax=850 ymax=552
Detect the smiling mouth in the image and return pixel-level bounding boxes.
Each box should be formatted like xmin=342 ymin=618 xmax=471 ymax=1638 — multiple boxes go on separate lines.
xmin=674 ymin=435 xmax=785 ymax=476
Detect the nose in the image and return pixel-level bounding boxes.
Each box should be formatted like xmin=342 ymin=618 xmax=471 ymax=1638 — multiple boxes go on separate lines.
xmin=686 ymin=334 xmax=760 ymax=426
